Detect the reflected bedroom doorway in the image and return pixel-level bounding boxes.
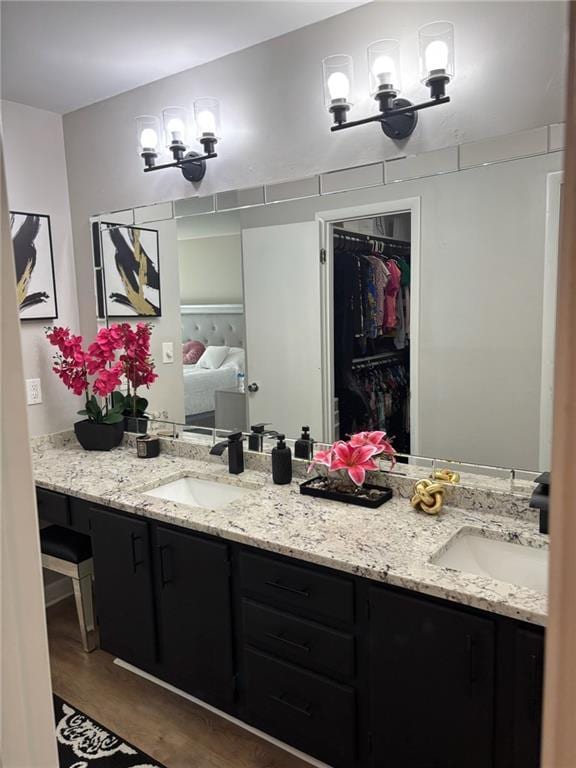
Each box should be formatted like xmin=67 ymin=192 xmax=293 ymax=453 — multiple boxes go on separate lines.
xmin=177 ymin=212 xmax=247 ymax=433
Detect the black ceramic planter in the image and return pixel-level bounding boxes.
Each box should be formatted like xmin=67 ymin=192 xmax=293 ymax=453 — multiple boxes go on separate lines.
xmin=299 ymin=477 xmax=393 ymax=508
xmin=74 ymin=420 xmax=125 ymax=451
xmin=124 ymin=415 xmax=149 ymax=434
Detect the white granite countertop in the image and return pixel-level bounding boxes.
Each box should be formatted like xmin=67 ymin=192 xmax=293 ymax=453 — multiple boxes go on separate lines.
xmin=32 ymin=439 xmax=547 ymax=627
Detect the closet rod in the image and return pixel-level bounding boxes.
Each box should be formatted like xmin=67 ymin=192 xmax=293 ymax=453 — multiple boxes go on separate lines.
xmin=351 ymin=351 xmax=406 ymax=369
xmin=333 ymin=228 xmax=411 ymax=248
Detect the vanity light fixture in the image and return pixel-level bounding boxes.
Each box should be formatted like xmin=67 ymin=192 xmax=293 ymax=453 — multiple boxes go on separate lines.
xmin=136 ymin=98 xmax=221 ymax=183
xmin=323 ymin=21 xmax=455 ymax=140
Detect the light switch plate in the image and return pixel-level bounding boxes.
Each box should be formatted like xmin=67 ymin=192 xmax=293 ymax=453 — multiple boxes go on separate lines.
xmin=162 ymin=342 xmax=174 ymax=364
xmin=26 ymin=378 xmax=42 ymax=405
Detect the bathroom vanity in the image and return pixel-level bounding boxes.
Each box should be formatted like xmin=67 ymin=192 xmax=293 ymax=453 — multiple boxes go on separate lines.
xmin=34 ymin=436 xmax=546 ymax=768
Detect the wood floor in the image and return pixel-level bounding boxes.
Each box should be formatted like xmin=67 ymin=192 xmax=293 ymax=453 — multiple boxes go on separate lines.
xmin=48 ymin=597 xmax=308 ymax=768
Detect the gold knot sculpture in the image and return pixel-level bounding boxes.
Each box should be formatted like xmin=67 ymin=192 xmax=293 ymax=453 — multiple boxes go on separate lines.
xmin=431 ymin=469 xmax=461 ymax=485
xmin=411 ymin=469 xmax=461 ymax=515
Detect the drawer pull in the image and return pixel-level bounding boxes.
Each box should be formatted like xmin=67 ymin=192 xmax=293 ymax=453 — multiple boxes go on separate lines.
xmin=269 ymin=693 xmax=312 ymax=718
xmin=265 ymin=580 xmax=310 ymax=598
xmin=265 ymin=632 xmax=310 ymax=653
xmin=159 ymin=545 xmax=173 ymax=586
xmin=130 ymin=533 xmax=145 ymax=572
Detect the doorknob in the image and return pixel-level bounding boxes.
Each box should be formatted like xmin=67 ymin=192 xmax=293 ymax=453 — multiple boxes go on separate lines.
xmin=247 ymin=382 xmax=259 ymax=393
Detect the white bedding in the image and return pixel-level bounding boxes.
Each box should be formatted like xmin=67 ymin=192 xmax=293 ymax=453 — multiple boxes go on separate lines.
xmin=183 ymin=364 xmax=239 ymax=416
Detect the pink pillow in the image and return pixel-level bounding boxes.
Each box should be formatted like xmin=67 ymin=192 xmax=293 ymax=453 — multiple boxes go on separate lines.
xmin=182 ymin=340 xmax=205 ymax=364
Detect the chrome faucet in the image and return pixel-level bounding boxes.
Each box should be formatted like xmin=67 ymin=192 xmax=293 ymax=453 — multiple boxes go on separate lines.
xmin=210 ymin=432 xmax=245 ymax=475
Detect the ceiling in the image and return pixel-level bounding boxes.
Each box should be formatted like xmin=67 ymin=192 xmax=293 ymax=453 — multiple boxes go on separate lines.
xmin=1 ymin=0 xmax=367 ymax=114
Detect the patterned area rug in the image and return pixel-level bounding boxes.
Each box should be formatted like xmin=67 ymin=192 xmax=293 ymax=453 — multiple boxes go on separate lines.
xmin=54 ymin=695 xmax=166 ymax=768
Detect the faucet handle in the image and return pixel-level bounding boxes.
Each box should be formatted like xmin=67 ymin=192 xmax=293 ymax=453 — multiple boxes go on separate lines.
xmin=250 ymin=423 xmax=270 ymax=434
xmin=228 ymin=431 xmax=244 ymax=442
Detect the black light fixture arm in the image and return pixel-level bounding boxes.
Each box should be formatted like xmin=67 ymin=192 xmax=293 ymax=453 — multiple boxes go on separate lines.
xmin=331 ymin=94 xmax=450 ymax=138
xmin=141 ymin=143 xmax=218 ymax=183
xmin=143 ymin=152 xmax=217 ymax=173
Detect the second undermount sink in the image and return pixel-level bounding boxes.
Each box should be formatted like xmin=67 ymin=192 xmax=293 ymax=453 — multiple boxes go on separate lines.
xmin=432 ymin=530 xmax=549 ymax=594
xmin=144 ymin=476 xmax=256 ymax=510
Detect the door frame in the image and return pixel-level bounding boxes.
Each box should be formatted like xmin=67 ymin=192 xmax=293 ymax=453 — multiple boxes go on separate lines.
xmin=316 ymin=197 xmax=421 ymax=449
xmin=539 ymin=170 xmax=564 ymax=470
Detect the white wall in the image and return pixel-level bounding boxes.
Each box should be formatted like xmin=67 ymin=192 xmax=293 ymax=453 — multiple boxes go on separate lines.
xmin=0 ymin=128 xmax=59 ymax=768
xmin=62 ymin=1 xmax=568 ymax=342
xmin=2 ymin=100 xmax=81 ymax=436
xmin=178 ymin=235 xmax=243 ymax=304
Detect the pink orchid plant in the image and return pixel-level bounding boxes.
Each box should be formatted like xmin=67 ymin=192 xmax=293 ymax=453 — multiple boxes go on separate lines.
xmin=308 ymin=430 xmax=396 ymax=491
xmin=46 ymin=323 xmax=157 ymax=425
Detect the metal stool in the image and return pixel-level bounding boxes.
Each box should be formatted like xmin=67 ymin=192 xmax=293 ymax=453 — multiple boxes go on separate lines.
xmin=40 ymin=525 xmax=97 ymax=652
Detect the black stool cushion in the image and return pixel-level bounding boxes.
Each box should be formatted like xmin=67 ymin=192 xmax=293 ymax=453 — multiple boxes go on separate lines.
xmin=40 ymin=525 xmax=92 ymax=564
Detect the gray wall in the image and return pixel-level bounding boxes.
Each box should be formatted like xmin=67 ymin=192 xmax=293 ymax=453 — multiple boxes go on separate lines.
xmin=178 ymin=235 xmax=243 ymax=305
xmin=63 ymin=1 xmax=568 ymax=340
xmin=2 ymin=100 xmax=81 ymax=436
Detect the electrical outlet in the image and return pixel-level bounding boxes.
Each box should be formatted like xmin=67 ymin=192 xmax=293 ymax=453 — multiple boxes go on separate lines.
xmin=162 ymin=341 xmax=174 ymax=364
xmin=26 ymin=378 xmax=42 ymax=405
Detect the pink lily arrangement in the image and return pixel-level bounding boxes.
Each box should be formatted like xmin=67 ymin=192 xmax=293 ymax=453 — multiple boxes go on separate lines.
xmin=308 ymin=431 xmax=396 ymax=489
xmin=46 ymin=322 xmax=157 ymax=424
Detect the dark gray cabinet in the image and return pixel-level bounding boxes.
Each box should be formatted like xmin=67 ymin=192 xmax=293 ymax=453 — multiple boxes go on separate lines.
xmin=244 ymin=647 xmax=357 ymax=768
xmin=510 ymin=627 xmax=545 ymax=768
xmin=154 ymin=525 xmax=235 ymax=708
xmin=368 ymin=586 xmax=496 ymax=768
xmin=90 ymin=507 xmax=157 ymax=669
xmin=39 ymin=487 xmax=545 ymax=768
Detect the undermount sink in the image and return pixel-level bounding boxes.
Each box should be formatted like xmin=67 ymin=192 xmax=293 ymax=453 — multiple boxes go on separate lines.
xmin=432 ymin=530 xmax=549 ymax=594
xmin=144 ymin=476 xmax=255 ymax=510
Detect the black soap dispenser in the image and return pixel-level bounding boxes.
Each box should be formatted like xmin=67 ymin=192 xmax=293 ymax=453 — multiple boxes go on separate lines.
xmin=294 ymin=426 xmax=314 ymax=460
xmin=272 ymin=434 xmax=292 ymax=485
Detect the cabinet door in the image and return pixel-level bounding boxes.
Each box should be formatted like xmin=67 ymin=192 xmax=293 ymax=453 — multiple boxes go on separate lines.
xmin=91 ymin=508 xmax=156 ymax=669
xmin=369 ymin=587 xmax=495 ymax=768
xmin=155 ymin=526 xmax=234 ymax=707
xmin=511 ymin=627 xmax=544 ymax=768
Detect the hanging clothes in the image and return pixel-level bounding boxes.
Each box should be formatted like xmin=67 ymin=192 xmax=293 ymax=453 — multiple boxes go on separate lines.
xmin=367 ymin=254 xmax=389 ymax=336
xmin=332 ymin=229 xmax=411 ymax=453
xmin=383 ymin=258 xmax=402 ymax=331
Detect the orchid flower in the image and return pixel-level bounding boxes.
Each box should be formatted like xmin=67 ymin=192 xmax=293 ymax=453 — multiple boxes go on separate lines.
xmin=330 ymin=441 xmax=380 ymax=487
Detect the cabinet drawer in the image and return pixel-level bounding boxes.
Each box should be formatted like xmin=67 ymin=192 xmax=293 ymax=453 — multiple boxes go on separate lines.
xmin=36 ymin=487 xmax=70 ymax=526
xmin=244 ymin=648 xmax=356 ymax=768
xmin=239 ymin=551 xmax=354 ymax=624
xmin=243 ymin=599 xmax=355 ymax=680
xmin=69 ymin=497 xmax=93 ymax=535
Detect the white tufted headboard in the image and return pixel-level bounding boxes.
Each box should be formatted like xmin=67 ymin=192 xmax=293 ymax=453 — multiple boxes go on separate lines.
xmin=181 ymin=304 xmax=245 ymax=349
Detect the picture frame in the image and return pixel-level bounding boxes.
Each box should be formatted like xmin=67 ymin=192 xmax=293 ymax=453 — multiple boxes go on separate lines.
xmin=98 ymin=223 xmax=161 ymax=318
xmin=10 ymin=211 xmax=58 ymax=321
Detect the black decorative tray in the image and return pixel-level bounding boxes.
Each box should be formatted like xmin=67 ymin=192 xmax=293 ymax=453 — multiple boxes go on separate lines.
xmin=299 ymin=477 xmax=393 ymax=508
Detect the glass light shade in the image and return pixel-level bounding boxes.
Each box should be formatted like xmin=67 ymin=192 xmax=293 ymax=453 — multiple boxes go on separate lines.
xmin=193 ymin=98 xmax=221 ymax=139
xmin=136 ymin=115 xmax=161 ymax=154
xmin=322 ymin=55 xmax=353 ymax=108
xmin=418 ymin=21 xmax=455 ymax=82
xmin=367 ymin=40 xmax=401 ymax=94
xmin=162 ymin=106 xmax=188 ymax=147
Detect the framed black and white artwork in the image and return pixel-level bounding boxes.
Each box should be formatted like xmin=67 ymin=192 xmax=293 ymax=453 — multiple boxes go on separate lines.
xmin=100 ymin=223 xmax=161 ymax=318
xmin=10 ymin=211 xmax=58 ymax=321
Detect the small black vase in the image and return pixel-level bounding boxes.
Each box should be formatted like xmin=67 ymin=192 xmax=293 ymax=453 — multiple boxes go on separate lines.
xmin=74 ymin=420 xmax=125 ymax=451
xmin=124 ymin=415 xmax=149 ymax=434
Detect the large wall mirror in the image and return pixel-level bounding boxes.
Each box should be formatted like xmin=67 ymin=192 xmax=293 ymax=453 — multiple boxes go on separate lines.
xmin=92 ymin=138 xmax=564 ymax=474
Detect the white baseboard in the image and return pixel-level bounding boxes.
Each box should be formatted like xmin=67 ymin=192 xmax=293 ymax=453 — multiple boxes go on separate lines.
xmin=114 ymin=658 xmax=329 ymax=768
xmin=44 ymin=576 xmax=73 ymax=607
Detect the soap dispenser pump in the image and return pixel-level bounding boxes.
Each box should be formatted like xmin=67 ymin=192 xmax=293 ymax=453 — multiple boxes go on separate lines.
xmin=272 ymin=434 xmax=292 ymax=485
xmin=294 ymin=426 xmax=314 ymax=460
